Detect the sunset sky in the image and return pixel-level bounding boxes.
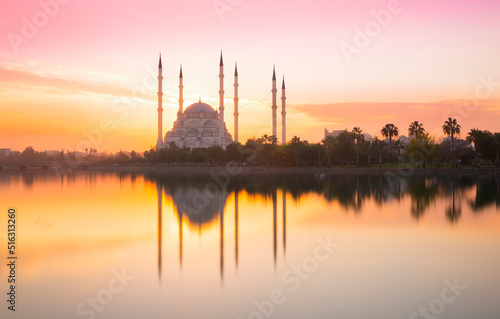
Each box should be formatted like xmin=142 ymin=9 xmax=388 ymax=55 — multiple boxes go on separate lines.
xmin=1 ymin=0 xmax=500 ymax=152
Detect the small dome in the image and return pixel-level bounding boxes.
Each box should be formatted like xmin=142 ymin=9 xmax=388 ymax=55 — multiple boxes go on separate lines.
xmin=184 ymin=102 xmax=216 ymax=114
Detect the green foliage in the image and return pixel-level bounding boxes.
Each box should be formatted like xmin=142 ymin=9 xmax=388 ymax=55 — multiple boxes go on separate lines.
xmin=405 ymin=133 xmax=439 ymax=167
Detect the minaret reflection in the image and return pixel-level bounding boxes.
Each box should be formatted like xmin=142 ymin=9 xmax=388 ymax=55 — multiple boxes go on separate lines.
xmin=234 ymin=190 xmax=239 ymax=271
xmin=178 ymin=209 xmax=183 ymax=270
xmin=273 ymin=188 xmax=277 ymax=268
xmin=156 ymin=181 xmax=163 ymax=283
xmin=282 ymin=188 xmax=286 ymax=257
xmin=220 ymin=206 xmax=224 ymax=283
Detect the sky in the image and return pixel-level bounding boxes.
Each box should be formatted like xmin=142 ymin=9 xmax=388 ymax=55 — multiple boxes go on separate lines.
xmin=1 ymin=0 xmax=500 ymax=153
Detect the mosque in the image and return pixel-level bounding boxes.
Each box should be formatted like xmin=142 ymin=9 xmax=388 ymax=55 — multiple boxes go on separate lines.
xmin=155 ymin=53 xmax=287 ymax=149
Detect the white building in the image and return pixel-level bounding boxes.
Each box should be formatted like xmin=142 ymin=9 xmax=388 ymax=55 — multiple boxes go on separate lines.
xmin=163 ymin=100 xmax=233 ymax=148
xmin=156 ymin=53 xmax=233 ymax=149
xmin=156 ymin=53 xmax=287 ymax=149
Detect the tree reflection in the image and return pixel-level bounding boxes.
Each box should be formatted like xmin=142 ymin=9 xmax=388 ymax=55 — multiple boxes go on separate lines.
xmin=141 ymin=171 xmax=499 ymax=225
xmin=445 ymin=177 xmax=462 ymax=224
xmin=468 ymin=174 xmax=500 ymax=212
xmin=408 ymin=175 xmax=439 ymax=220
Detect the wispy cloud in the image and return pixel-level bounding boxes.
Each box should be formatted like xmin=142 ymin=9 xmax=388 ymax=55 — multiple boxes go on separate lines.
xmin=0 ymin=68 xmax=155 ymax=101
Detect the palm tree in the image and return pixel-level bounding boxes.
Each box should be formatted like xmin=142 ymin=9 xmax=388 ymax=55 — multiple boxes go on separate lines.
xmin=351 ymin=127 xmax=364 ymax=167
xmin=408 ymin=121 xmax=425 ymax=139
xmin=269 ymin=135 xmax=278 ymax=145
xmin=466 ymin=128 xmax=480 ymax=149
xmin=290 ymin=136 xmax=301 ymax=144
xmin=442 ymin=117 xmax=461 ymax=167
xmin=258 ymin=134 xmax=270 ymax=144
xmin=381 ymin=124 xmax=399 ymax=163
xmin=466 ymin=128 xmax=481 ymax=161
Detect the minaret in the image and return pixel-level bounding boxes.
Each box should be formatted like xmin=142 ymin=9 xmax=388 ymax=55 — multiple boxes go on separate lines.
xmin=233 ymin=62 xmax=239 ymax=143
xmin=219 ymin=52 xmax=225 ymax=123
xmin=281 ymin=76 xmax=286 ymax=144
xmin=157 ymin=54 xmax=164 ymax=148
xmin=178 ymin=64 xmax=184 ymax=117
xmin=272 ymin=65 xmax=277 ymax=141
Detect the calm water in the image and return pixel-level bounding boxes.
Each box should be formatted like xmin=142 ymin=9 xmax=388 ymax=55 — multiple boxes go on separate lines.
xmin=1 ymin=170 xmax=499 ymax=319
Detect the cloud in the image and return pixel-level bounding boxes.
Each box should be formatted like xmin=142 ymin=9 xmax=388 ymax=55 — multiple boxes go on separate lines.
xmin=0 ymin=68 xmax=156 ymax=102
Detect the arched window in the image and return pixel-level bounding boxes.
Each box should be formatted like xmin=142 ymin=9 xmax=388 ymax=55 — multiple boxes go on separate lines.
xmin=187 ymin=129 xmax=198 ymax=137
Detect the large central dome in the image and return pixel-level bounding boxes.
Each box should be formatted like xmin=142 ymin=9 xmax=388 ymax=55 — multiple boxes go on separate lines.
xmin=184 ymin=102 xmax=216 ymax=114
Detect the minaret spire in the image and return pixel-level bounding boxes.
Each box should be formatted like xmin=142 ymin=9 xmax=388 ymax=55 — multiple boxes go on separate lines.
xmin=271 ymin=65 xmax=277 ymax=142
xmin=234 ymin=62 xmax=239 ymax=143
xmin=219 ymin=51 xmax=225 ymax=144
xmin=178 ymin=64 xmax=184 ymax=116
xmin=156 ymin=53 xmax=164 ymax=148
xmin=281 ymin=75 xmax=286 ymax=144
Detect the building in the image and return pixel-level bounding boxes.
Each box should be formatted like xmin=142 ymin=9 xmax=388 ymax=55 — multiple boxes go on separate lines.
xmin=324 ymin=129 xmax=372 ymax=141
xmin=156 ymin=53 xmax=287 ymax=149
xmin=156 ymin=53 xmax=233 ymax=149
xmin=398 ymin=135 xmax=411 ymax=145
xmin=163 ymin=100 xmax=233 ymax=148
xmin=0 ymin=148 xmax=11 ymax=158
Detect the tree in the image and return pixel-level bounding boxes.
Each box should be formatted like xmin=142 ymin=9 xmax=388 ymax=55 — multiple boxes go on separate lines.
xmin=394 ymin=139 xmax=405 ymax=164
xmin=495 ymin=133 xmax=500 ymax=163
xmin=474 ymin=130 xmax=496 ymax=162
xmin=466 ymin=128 xmax=481 ymax=160
xmin=286 ymin=136 xmax=309 ymax=167
xmin=130 ymin=150 xmax=137 ymax=161
xmin=321 ymin=135 xmax=335 ymax=167
xmin=351 ymin=127 xmax=364 ymax=167
xmin=207 ymin=145 xmax=225 ymax=164
xmin=270 ymin=135 xmax=278 ymax=145
xmin=406 ymin=133 xmax=438 ymax=168
xmin=225 ymin=142 xmax=242 ymax=163
xmin=381 ymin=124 xmax=399 ymax=163
xmin=442 ymin=118 xmax=461 ymax=167
xmin=334 ymin=130 xmax=355 ymax=167
xmin=59 ymin=149 xmax=65 ymax=161
xmin=408 ymin=121 xmax=425 ymax=139
xmin=370 ymin=137 xmax=385 ymax=167
xmin=21 ymin=146 xmax=36 ymax=162
xmin=290 ymin=136 xmax=301 ymax=144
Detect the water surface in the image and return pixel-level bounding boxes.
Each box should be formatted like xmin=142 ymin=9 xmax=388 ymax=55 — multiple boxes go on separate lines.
xmin=0 ymin=170 xmax=499 ymax=319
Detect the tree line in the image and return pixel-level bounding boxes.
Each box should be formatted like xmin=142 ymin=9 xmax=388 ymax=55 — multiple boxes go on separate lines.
xmin=3 ymin=118 xmax=500 ymax=168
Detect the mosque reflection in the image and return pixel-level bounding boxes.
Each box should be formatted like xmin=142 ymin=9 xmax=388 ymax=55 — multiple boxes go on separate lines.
xmin=149 ymin=174 xmax=288 ymax=283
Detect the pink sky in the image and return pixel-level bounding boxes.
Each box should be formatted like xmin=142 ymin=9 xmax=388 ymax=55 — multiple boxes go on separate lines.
xmin=1 ymin=0 xmax=500 ymax=152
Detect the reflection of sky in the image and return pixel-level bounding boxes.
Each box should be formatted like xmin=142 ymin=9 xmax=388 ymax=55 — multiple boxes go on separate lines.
xmin=0 ymin=171 xmax=499 ymax=318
